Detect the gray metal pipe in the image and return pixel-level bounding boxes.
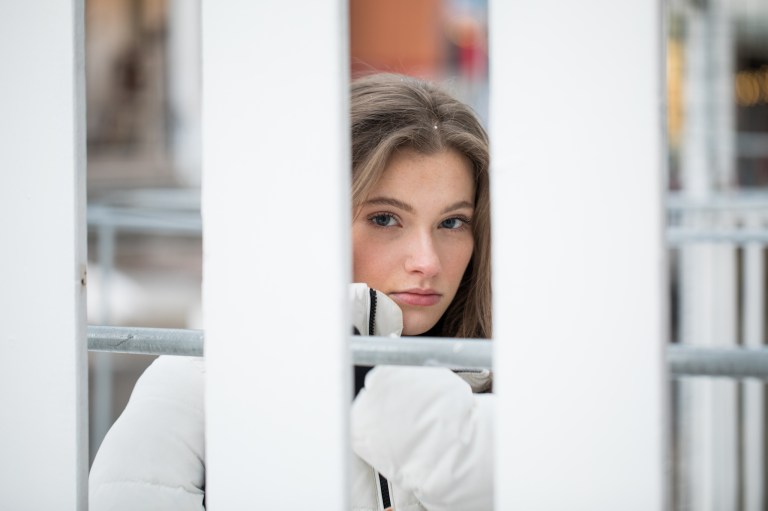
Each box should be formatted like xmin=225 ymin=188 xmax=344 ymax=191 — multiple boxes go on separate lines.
xmin=86 ymin=325 xmax=489 ymax=368
xmin=667 ymin=228 xmax=768 ymax=245
xmin=86 ymin=326 xmax=768 ymax=379
xmin=667 ymin=344 xmax=768 ymax=380
xmin=351 ymin=336 xmax=491 ymax=369
xmin=88 ymin=325 xmax=204 ymax=357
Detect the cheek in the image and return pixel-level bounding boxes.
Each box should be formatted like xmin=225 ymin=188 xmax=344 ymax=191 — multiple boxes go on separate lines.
xmin=352 ymin=244 xmax=370 ymax=282
xmin=352 ymin=230 xmax=388 ymax=285
xmin=446 ymin=239 xmax=474 ymax=284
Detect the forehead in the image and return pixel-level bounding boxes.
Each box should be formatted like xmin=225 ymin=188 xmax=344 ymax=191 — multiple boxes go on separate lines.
xmin=370 ymin=148 xmax=475 ymax=204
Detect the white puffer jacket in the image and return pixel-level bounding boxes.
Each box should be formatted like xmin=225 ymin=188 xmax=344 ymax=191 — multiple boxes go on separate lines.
xmin=89 ymin=284 xmax=493 ymax=510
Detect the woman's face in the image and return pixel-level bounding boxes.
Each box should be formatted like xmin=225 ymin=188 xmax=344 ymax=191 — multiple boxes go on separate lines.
xmin=352 ymin=148 xmax=475 ymax=335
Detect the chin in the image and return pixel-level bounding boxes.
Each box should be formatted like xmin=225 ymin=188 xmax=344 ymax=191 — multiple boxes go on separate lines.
xmin=401 ymin=316 xmax=438 ymax=336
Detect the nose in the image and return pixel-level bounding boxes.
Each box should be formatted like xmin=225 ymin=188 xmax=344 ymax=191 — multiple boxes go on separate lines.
xmin=404 ymin=230 xmax=441 ymax=278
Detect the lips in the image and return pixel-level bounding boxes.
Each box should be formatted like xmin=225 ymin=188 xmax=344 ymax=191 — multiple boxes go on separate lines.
xmin=389 ymin=289 xmax=441 ymax=307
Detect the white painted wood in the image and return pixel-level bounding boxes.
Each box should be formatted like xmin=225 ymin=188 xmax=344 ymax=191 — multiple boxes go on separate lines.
xmin=743 ymin=214 xmax=765 ymax=511
xmin=489 ymin=1 xmax=666 ymax=509
xmin=0 ymin=1 xmax=88 ymax=509
xmin=202 ymin=2 xmax=350 ymax=509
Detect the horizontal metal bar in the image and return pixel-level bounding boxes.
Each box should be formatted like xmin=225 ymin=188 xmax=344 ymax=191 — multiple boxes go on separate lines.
xmin=666 ymin=191 xmax=768 ymax=211
xmin=351 ymin=336 xmax=491 ymax=369
xmin=667 ymin=228 xmax=768 ymax=245
xmin=87 ymin=206 xmax=202 ymax=235
xmin=87 ymin=326 xmax=768 ymax=379
xmin=668 ymin=344 xmax=768 ymax=380
xmin=90 ymin=187 xmax=201 ymax=211
xmin=88 ymin=325 xmax=204 ymax=356
xmin=86 ymin=325 xmax=490 ymax=368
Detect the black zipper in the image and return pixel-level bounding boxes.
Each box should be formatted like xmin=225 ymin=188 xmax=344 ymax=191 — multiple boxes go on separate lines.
xmin=378 ymin=471 xmax=392 ymax=509
xmin=368 ymin=288 xmax=377 ymax=336
xmin=367 ymin=288 xmax=392 ymax=509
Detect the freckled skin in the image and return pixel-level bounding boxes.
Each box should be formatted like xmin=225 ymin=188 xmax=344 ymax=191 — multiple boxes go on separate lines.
xmin=352 ymin=148 xmax=475 ymax=335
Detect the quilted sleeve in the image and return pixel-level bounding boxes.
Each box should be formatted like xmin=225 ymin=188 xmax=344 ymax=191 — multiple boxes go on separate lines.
xmin=351 ymin=366 xmax=494 ymax=511
xmin=89 ymin=356 xmax=206 ymax=511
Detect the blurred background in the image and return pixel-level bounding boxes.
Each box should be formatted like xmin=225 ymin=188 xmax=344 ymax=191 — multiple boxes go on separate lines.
xmin=85 ymin=0 xmax=768 ymax=508
xmin=666 ymin=1 xmax=768 ymax=509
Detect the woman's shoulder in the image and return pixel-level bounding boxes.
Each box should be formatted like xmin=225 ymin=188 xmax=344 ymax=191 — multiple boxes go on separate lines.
xmin=89 ymin=356 xmax=206 ymax=511
xmin=129 ymin=355 xmax=205 ymax=407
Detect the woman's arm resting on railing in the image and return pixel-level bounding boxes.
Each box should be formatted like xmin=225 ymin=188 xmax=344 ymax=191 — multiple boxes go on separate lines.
xmin=352 ymin=365 xmax=494 ymax=511
xmin=89 ymin=356 xmax=206 ymax=511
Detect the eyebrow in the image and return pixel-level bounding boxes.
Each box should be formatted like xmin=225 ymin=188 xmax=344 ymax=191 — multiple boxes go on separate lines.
xmin=364 ymin=196 xmax=474 ymax=215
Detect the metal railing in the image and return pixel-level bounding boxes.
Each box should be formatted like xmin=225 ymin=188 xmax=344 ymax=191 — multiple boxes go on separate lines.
xmin=87 ymin=325 xmax=768 ymax=379
xmin=88 ymin=325 xmax=204 ymax=357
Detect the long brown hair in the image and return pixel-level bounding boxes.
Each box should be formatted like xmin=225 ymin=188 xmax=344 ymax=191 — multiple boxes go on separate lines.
xmin=350 ymin=73 xmax=491 ymax=339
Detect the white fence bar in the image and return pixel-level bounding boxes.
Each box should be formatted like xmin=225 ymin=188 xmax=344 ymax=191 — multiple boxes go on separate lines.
xmin=0 ymin=1 xmax=88 ymax=509
xmin=91 ymin=222 xmax=115 ymax=462
xmin=202 ymin=2 xmax=349 ymax=509
xmin=743 ymin=216 xmax=765 ymax=511
xmin=490 ymin=1 xmax=665 ymax=509
xmin=677 ymin=1 xmax=739 ymax=508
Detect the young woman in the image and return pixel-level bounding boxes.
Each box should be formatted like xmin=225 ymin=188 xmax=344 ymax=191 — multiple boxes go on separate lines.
xmin=347 ymin=74 xmax=493 ymax=511
xmin=350 ymin=73 xmax=491 ymax=340
xmin=89 ymin=73 xmax=494 ymax=511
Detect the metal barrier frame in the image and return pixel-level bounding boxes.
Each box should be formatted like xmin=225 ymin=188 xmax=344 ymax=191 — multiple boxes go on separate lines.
xmin=88 ymin=325 xmax=768 ymax=379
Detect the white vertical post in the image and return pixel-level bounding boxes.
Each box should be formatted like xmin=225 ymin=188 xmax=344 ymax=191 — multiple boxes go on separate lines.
xmin=677 ymin=242 xmax=739 ymax=511
xmin=202 ymin=2 xmax=350 ymax=509
xmin=677 ymin=2 xmax=738 ymax=509
xmin=710 ymin=0 xmax=735 ymax=192
xmin=0 ymin=1 xmax=88 ymax=509
xmin=168 ymin=0 xmax=202 ymax=188
xmin=490 ymin=2 xmax=666 ymax=510
xmin=710 ymin=2 xmax=739 ymax=508
xmin=743 ymin=215 xmax=765 ymax=511
xmin=91 ymin=224 xmax=115 ymax=463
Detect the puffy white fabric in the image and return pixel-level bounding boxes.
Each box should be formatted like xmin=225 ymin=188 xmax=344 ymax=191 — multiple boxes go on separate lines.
xmin=89 ymin=355 xmax=205 ymax=511
xmin=350 ymin=285 xmax=494 ymax=510
xmin=90 ymin=284 xmax=493 ymax=510
xmin=351 ymin=366 xmax=494 ymax=511
xmin=350 ymin=282 xmax=403 ymax=336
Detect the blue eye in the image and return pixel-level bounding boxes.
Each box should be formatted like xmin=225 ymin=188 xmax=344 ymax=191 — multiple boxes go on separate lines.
xmin=440 ymin=217 xmax=467 ymax=229
xmin=370 ymin=213 xmax=398 ymax=227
